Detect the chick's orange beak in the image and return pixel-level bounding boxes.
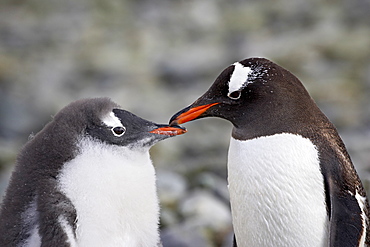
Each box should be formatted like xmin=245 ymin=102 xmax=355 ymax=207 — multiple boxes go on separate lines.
xmin=150 ymin=125 xmax=187 ymax=136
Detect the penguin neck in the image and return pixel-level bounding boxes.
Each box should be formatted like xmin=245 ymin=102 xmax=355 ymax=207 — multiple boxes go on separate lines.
xmin=231 ymin=112 xmax=333 ymax=142
xmin=229 ymin=92 xmax=331 ymax=141
xmin=57 ymin=137 xmax=160 ymax=246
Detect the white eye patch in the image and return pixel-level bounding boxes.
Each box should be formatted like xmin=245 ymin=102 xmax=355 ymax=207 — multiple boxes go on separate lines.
xmin=102 ymin=112 xmax=126 ymax=137
xmin=102 ymin=112 xmax=124 ymax=128
xmin=228 ymin=62 xmax=252 ymax=95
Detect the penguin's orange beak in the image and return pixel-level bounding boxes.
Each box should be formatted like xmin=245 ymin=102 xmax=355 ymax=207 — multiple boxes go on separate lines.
xmin=150 ymin=125 xmax=187 ymax=136
xmin=169 ymin=102 xmax=219 ymax=126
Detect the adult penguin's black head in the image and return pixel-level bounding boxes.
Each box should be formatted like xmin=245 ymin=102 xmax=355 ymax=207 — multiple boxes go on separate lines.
xmin=170 ymin=57 xmax=328 ymax=140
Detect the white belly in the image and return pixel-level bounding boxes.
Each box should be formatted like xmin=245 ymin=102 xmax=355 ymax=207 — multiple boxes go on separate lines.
xmin=57 ymin=137 xmax=160 ymax=247
xmin=228 ymin=133 xmax=328 ymax=247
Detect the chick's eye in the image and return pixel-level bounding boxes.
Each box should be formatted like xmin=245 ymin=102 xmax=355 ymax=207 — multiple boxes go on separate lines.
xmin=111 ymin=126 xmax=126 ymax=136
xmin=228 ymin=90 xmax=241 ymax=100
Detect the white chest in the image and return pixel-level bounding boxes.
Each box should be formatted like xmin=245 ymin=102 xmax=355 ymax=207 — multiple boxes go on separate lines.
xmin=57 ymin=138 xmax=160 ymax=247
xmin=228 ymin=133 xmax=328 ymax=247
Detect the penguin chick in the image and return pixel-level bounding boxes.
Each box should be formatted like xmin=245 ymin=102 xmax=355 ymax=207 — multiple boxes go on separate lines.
xmin=0 ymin=97 xmax=186 ymax=247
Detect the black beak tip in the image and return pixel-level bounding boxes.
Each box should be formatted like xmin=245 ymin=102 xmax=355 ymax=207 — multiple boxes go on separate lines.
xmin=169 ymin=105 xmax=191 ymax=126
xmin=169 ymin=115 xmax=178 ymax=126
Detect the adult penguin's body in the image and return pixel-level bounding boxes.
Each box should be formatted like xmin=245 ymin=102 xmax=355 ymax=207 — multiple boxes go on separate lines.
xmin=0 ymin=97 xmax=186 ymax=247
xmin=170 ymin=58 xmax=369 ymax=246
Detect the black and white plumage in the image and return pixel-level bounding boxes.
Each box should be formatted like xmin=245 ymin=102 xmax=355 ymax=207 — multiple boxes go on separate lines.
xmin=0 ymin=97 xmax=186 ymax=247
xmin=170 ymin=57 xmax=370 ymax=246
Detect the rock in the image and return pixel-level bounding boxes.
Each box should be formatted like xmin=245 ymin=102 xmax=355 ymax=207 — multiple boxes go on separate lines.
xmin=221 ymin=230 xmax=235 ymax=247
xmin=156 ymin=169 xmax=188 ymax=206
xmin=179 ymin=189 xmax=231 ymax=232
xmin=160 ymin=207 xmax=179 ymax=227
xmin=196 ymin=172 xmax=230 ymax=202
xmin=161 ymin=219 xmax=213 ymax=247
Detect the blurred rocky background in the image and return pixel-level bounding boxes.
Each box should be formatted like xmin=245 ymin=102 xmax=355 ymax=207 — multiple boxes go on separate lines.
xmin=0 ymin=0 xmax=369 ymax=246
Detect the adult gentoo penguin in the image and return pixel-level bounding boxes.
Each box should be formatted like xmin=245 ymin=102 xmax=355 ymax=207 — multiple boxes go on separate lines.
xmin=170 ymin=57 xmax=370 ymax=246
xmin=0 ymin=97 xmax=186 ymax=247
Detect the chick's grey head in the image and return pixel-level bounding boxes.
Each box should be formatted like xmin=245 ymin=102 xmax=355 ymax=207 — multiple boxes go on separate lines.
xmin=52 ymin=98 xmax=186 ymax=149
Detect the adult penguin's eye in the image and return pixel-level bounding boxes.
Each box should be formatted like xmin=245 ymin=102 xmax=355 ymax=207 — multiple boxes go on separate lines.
xmin=228 ymin=90 xmax=241 ymax=100
xmin=111 ymin=126 xmax=126 ymax=137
